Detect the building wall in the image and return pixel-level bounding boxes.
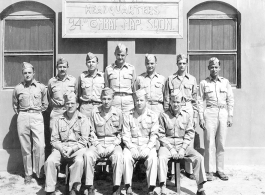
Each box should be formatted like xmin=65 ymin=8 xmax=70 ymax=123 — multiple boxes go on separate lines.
xmin=0 ymin=0 xmax=265 ymax=172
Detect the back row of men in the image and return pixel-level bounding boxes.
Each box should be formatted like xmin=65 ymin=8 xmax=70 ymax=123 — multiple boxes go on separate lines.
xmin=12 ymin=43 xmax=234 ymax=195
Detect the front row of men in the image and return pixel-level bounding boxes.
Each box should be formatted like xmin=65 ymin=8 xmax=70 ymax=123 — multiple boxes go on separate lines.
xmin=44 ymin=87 xmax=207 ymax=195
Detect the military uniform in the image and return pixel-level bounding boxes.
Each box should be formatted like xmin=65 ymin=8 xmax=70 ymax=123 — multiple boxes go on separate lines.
xmin=84 ymin=106 xmax=123 ymax=186
xmin=78 ymin=70 xmax=104 ymax=118
xmin=158 ymin=109 xmax=207 ymax=186
xmin=122 ymin=109 xmax=159 ymax=188
xmin=104 ymin=62 xmax=136 ymax=113
xmin=198 ymin=76 xmax=234 ymax=173
xmin=12 ymin=79 xmax=48 ymax=178
xmin=135 ymin=72 xmax=165 ymax=114
xmin=48 ymin=75 xmax=77 ymax=131
xmin=44 ymin=111 xmax=90 ymax=192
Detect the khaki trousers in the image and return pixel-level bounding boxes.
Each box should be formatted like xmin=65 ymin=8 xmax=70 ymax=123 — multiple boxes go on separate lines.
xmin=112 ymin=95 xmax=134 ymax=113
xmin=17 ymin=112 xmax=45 ymax=177
xmin=123 ymin=147 xmax=157 ymax=188
xmin=79 ymin=103 xmax=96 ymax=118
xmin=49 ymin=107 xmax=65 ymax=133
xmin=44 ymin=148 xmax=86 ymax=192
xmin=84 ymin=145 xmax=123 ymax=186
xmin=147 ymin=103 xmax=164 ymax=115
xmin=158 ymin=146 xmax=207 ymax=185
xmin=204 ymin=107 xmax=228 ymax=172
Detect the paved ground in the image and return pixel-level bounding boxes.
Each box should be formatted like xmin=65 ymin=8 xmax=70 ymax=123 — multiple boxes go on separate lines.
xmin=0 ymin=165 xmax=265 ymax=195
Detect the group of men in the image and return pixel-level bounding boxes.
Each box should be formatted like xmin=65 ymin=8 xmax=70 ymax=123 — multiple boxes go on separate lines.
xmin=12 ymin=43 xmax=234 ymax=195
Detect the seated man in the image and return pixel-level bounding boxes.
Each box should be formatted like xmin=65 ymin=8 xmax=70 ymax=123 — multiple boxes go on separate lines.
xmin=44 ymin=92 xmax=90 ymax=195
xmin=83 ymin=87 xmax=123 ymax=195
xmin=158 ymin=89 xmax=207 ymax=195
xmin=122 ymin=88 xmax=159 ymax=195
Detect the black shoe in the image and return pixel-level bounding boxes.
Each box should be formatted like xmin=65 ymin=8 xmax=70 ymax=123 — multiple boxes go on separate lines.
xmin=84 ymin=186 xmax=95 ymax=195
xmin=112 ymin=186 xmax=121 ymax=195
xmin=196 ymin=190 xmax=206 ymax=195
xmin=24 ymin=175 xmax=33 ymax=184
xmin=206 ymin=172 xmax=214 ymax=181
xmin=216 ymin=171 xmax=229 ymax=181
xmin=184 ymin=171 xmax=196 ymax=180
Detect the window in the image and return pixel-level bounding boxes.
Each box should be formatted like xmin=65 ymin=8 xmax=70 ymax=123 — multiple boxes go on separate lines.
xmin=2 ymin=2 xmax=55 ymax=88
xmin=187 ymin=2 xmax=240 ymax=87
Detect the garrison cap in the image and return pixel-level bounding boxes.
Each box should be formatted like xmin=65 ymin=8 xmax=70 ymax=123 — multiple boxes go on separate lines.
xmin=134 ymin=88 xmax=147 ymax=99
xmin=209 ymin=57 xmax=220 ymax=66
xmin=177 ymin=54 xmax=188 ymax=63
xmin=86 ymin=52 xmax=97 ymax=61
xmin=22 ymin=62 xmax=34 ymax=70
xmin=170 ymin=89 xmax=183 ymax=101
xmin=64 ymin=92 xmax=77 ymax=103
xmin=145 ymin=53 xmax=157 ymax=62
xmin=57 ymin=57 xmax=68 ymax=66
xmin=115 ymin=43 xmax=128 ymax=53
xmin=101 ymin=87 xmax=115 ymax=97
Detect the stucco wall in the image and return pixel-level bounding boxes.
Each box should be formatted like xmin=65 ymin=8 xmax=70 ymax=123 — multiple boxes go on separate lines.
xmin=1 ymin=0 xmax=265 ymax=172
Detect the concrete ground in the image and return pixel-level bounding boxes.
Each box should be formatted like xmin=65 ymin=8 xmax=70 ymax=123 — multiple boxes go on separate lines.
xmin=0 ymin=165 xmax=265 ymax=195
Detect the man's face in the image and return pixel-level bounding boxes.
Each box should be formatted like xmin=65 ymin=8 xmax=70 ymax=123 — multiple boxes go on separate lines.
xmin=86 ymin=57 xmax=98 ymax=71
xmin=135 ymin=96 xmax=147 ymax=111
xmin=57 ymin=63 xmax=68 ymax=77
xmin=208 ymin=63 xmax=220 ymax=77
xmin=114 ymin=50 xmax=127 ymax=65
xmin=170 ymin=97 xmax=182 ymax=113
xmin=65 ymin=99 xmax=78 ymax=114
xmin=177 ymin=59 xmax=187 ymax=72
xmin=101 ymin=95 xmax=113 ymax=109
xmin=145 ymin=58 xmax=157 ymax=73
xmin=23 ymin=68 xmax=35 ymax=82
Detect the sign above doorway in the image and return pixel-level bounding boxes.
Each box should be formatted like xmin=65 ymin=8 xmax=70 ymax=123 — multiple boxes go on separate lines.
xmin=62 ymin=0 xmax=183 ymax=38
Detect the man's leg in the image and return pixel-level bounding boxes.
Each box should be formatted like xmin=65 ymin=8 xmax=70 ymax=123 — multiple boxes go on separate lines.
xmin=121 ymin=95 xmax=134 ymax=114
xmin=204 ymin=108 xmax=218 ymax=173
xmin=80 ymin=103 xmax=94 ymax=118
xmin=17 ymin=112 xmax=33 ymax=180
xmin=123 ymin=147 xmax=134 ymax=194
xmin=84 ymin=146 xmax=100 ymax=186
xmin=109 ymin=145 xmax=123 ymax=186
xmin=216 ymin=109 xmax=228 ymax=179
xmin=68 ymin=148 xmax=87 ymax=192
xmin=144 ymin=148 xmax=157 ymax=188
xmin=31 ymin=112 xmax=45 ymax=178
xmin=44 ymin=149 xmax=62 ymax=192
xmin=158 ymin=146 xmax=171 ymax=194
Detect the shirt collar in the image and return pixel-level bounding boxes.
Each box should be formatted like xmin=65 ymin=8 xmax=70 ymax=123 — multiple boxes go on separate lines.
xmin=144 ymin=72 xmax=158 ymax=78
xmin=22 ymin=79 xmax=37 ymax=87
xmin=173 ymin=72 xmax=190 ymax=80
xmin=55 ymin=74 xmax=70 ymax=81
xmin=113 ymin=62 xmax=129 ymax=69
xmin=209 ymin=75 xmax=222 ymax=82
xmin=85 ymin=69 xmax=101 ymax=78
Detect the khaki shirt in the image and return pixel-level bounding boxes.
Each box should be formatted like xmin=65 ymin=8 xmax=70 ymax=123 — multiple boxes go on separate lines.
xmin=51 ymin=111 xmax=90 ymax=152
xmin=135 ymin=72 xmax=165 ymax=103
xmin=12 ymin=79 xmax=48 ymax=113
xmin=104 ymin=62 xmax=136 ymax=94
xmin=122 ymin=109 xmax=159 ymax=150
xmin=78 ymin=70 xmax=104 ymax=103
xmin=164 ymin=73 xmax=198 ymax=116
xmin=48 ymin=75 xmax=77 ymax=107
xmin=90 ymin=106 xmax=123 ymax=147
xmin=159 ymin=109 xmax=194 ymax=151
xmin=197 ymin=76 xmax=234 ymax=118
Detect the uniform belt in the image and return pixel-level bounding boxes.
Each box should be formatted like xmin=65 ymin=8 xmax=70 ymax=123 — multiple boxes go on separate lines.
xmin=207 ymin=104 xmax=226 ymax=109
xmin=20 ymin=109 xmax=41 ymax=113
xmin=82 ymin=100 xmax=101 ymax=105
xmin=114 ymin=92 xmax=131 ymax=96
xmin=148 ymin=100 xmax=162 ymax=105
xmin=97 ymin=137 xmax=116 ymax=145
xmin=132 ymin=137 xmax=149 ymax=146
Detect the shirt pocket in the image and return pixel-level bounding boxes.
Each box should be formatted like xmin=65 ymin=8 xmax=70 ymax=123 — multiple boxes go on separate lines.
xmin=60 ymin=126 xmax=68 ymax=141
xmin=95 ymin=122 xmax=105 ymax=137
xmin=184 ymin=83 xmax=192 ymax=97
xmin=73 ymin=125 xmax=81 ymax=140
xmin=204 ymin=85 xmax=214 ymax=99
xmin=19 ymin=93 xmax=30 ymax=107
xmin=94 ymin=83 xmax=104 ymax=96
xmin=141 ymin=120 xmax=152 ymax=137
xmin=33 ymin=93 xmax=41 ymax=107
xmin=175 ymin=122 xmax=186 ymax=137
xmin=122 ymin=73 xmax=133 ymax=87
xmin=154 ymin=82 xmax=163 ymax=97
xmin=220 ymin=86 xmax=228 ymax=100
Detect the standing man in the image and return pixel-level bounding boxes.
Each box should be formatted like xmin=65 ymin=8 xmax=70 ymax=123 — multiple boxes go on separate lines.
xmin=48 ymin=57 xmax=77 ymax=132
xmin=78 ymin=52 xmax=105 ymax=118
xmin=44 ymin=92 xmax=90 ymax=195
xmin=164 ymin=54 xmax=198 ymax=179
xmin=104 ymin=43 xmax=136 ymax=113
xmin=122 ymin=89 xmax=158 ymax=195
xmin=198 ymin=57 xmax=234 ymax=181
xmin=135 ymin=54 xmax=165 ymax=114
xmin=12 ymin=62 xmax=48 ymax=184
xmin=158 ymin=90 xmax=207 ymax=195
xmin=83 ymin=87 xmax=123 ymax=195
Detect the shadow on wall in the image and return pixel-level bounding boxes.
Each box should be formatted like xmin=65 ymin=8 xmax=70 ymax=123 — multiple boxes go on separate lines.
xmin=2 ymin=110 xmax=52 ymax=174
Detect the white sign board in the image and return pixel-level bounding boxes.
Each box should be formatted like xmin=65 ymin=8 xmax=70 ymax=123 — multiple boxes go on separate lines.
xmin=62 ymin=0 xmax=183 ymax=38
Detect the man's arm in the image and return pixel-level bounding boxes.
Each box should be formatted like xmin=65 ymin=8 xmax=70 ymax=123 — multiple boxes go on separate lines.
xmin=50 ymin=119 xmax=63 ymax=152
xmin=122 ymin=114 xmax=135 ymax=150
xmin=158 ymin=114 xmax=174 ymax=151
xmin=181 ymin=114 xmax=195 ymax=151
xmin=163 ymin=78 xmax=170 ymax=111
xmin=12 ymin=88 xmax=19 ymax=114
xmin=147 ymin=115 xmax=159 ymax=150
xmin=41 ymin=84 xmax=48 ymax=112
xmin=104 ymin=67 xmax=110 ymax=88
